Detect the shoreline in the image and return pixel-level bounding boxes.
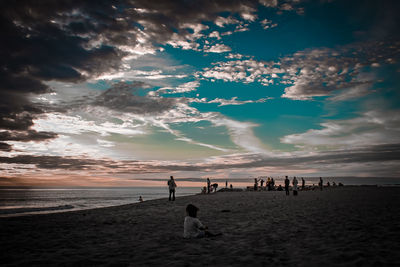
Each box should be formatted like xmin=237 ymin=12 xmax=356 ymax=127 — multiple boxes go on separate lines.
xmin=1 ymin=184 xmax=400 ymax=218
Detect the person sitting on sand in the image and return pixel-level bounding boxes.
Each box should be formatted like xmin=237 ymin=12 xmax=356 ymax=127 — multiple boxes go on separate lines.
xmin=139 ymin=196 xmax=143 ymax=202
xmin=168 ymin=176 xmax=177 ymax=201
xmin=277 ymin=185 xmax=283 ymax=191
xmin=183 ymin=204 xmax=221 ymax=238
xmin=284 ymin=176 xmax=290 ymax=196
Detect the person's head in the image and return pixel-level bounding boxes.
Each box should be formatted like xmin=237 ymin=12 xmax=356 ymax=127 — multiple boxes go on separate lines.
xmin=285 ymin=176 xmax=288 ymax=179
xmin=186 ymin=204 xmax=199 ymax=218
xmin=170 ymin=176 xmax=174 ymax=180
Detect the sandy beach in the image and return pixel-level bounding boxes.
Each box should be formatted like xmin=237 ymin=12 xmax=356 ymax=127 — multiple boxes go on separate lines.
xmin=1 ymin=186 xmax=399 ymax=266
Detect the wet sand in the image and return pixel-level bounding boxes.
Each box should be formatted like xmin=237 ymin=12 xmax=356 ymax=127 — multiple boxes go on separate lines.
xmin=1 ymin=186 xmax=399 ymax=266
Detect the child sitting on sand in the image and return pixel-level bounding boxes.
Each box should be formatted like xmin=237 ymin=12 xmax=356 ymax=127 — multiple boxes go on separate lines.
xmin=183 ymin=204 xmax=221 ymax=238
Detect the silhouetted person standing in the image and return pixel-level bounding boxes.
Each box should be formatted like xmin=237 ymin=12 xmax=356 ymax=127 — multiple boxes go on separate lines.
xmin=319 ymin=177 xmax=323 ymax=191
xmin=302 ymin=177 xmax=305 ymax=190
xmin=284 ymin=176 xmax=290 ymax=196
xmin=207 ymin=178 xmax=211 ymax=194
xmin=168 ymin=176 xmax=177 ymax=201
xmin=292 ymin=176 xmax=298 ymax=196
xmin=254 ymin=178 xmax=258 ymax=191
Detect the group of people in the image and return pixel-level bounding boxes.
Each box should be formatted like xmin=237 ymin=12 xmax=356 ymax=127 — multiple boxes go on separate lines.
xmin=253 ymin=176 xmax=329 ymax=196
xmin=254 ymin=177 xmax=276 ymax=191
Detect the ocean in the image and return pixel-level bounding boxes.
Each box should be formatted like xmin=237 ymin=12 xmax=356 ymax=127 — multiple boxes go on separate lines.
xmin=0 ymin=187 xmax=200 ymax=218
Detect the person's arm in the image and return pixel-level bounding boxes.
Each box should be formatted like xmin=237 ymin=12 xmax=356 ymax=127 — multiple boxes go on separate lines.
xmin=196 ymin=219 xmax=208 ymax=230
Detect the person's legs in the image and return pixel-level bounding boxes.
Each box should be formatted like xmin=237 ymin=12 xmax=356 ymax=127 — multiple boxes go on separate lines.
xmin=169 ymin=189 xmax=172 ymax=201
xmin=172 ymin=189 xmax=175 ymax=201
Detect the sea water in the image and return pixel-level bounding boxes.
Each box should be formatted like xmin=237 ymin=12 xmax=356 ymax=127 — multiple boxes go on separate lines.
xmin=0 ymin=187 xmax=200 ymax=217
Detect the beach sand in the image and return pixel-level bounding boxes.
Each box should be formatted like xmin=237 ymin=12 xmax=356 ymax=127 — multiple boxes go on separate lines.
xmin=1 ymin=186 xmax=399 ymax=266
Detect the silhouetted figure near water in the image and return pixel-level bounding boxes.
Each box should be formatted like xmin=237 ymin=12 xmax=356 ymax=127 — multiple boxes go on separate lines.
xmin=207 ymin=178 xmax=211 ymax=194
xmin=139 ymin=196 xmax=143 ymax=202
xmin=271 ymin=178 xmax=275 ymax=190
xmin=319 ymin=177 xmax=323 ymax=191
xmin=260 ymin=179 xmax=264 ymax=189
xmin=254 ymin=178 xmax=258 ymax=191
xmin=302 ymin=177 xmax=305 ymax=190
xmin=284 ymin=176 xmax=290 ymax=196
xmin=277 ymin=185 xmax=283 ymax=191
xmin=168 ymin=176 xmax=177 ymax=201
xmin=292 ymin=176 xmax=298 ymax=196
xmin=212 ymin=183 xmax=218 ymax=193
xmin=267 ymin=177 xmax=271 ymax=191
xmin=225 ymin=180 xmax=228 ymax=188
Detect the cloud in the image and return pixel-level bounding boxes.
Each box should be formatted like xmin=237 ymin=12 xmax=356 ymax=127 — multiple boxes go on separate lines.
xmin=2 ymin=142 xmax=399 ymax=177
xmin=204 ymin=43 xmax=232 ymax=53
xmin=281 ymin=109 xmax=400 ymax=149
xmin=1 ymin=0 xmax=283 ymax=146
xmin=206 ymin=97 xmax=271 ymax=106
xmin=93 ymin=82 xmax=178 ymax=114
xmin=156 ymin=81 xmax=200 ymax=95
xmin=260 ymin=19 xmax=278 ymax=29
xmin=199 ymin=40 xmax=400 ymax=100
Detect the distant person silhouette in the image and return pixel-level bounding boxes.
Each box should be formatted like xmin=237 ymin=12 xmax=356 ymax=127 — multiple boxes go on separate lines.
xmin=267 ymin=177 xmax=271 ymax=191
xmin=212 ymin=183 xmax=218 ymax=193
xmin=277 ymin=185 xmax=283 ymax=191
xmin=301 ymin=177 xmax=305 ymax=190
xmin=207 ymin=178 xmax=211 ymax=194
xmin=225 ymin=180 xmax=228 ymax=188
xmin=168 ymin=176 xmax=177 ymax=201
xmin=254 ymin=178 xmax=258 ymax=191
xmin=260 ymin=179 xmax=264 ymax=189
xmin=292 ymin=176 xmax=298 ymax=196
xmin=271 ymin=178 xmax=275 ymax=190
xmin=139 ymin=196 xmax=143 ymax=202
xmin=319 ymin=177 xmax=323 ymax=191
xmin=284 ymin=176 xmax=290 ymax=196
xmin=183 ymin=204 xmax=221 ymax=238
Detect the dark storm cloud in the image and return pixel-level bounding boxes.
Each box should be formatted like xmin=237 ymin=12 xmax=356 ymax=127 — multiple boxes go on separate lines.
xmin=0 ymin=155 xmax=112 ymax=171
xmin=0 ymin=0 xmax=270 ymax=146
xmin=0 ymin=130 xmax=57 ymax=142
xmin=94 ymin=82 xmax=177 ymax=114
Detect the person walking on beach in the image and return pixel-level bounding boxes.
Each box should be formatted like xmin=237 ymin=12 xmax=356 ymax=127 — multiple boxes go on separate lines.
xmin=254 ymin=178 xmax=258 ymax=191
xmin=183 ymin=204 xmax=221 ymax=238
xmin=302 ymin=177 xmax=305 ymax=190
xmin=319 ymin=177 xmax=323 ymax=191
xmin=292 ymin=176 xmax=298 ymax=196
xmin=168 ymin=176 xmax=177 ymax=201
xmin=284 ymin=176 xmax=290 ymax=196
xmin=207 ymin=178 xmax=211 ymax=194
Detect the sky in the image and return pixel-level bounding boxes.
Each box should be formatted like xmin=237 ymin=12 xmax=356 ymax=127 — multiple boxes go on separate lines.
xmin=1 ymin=0 xmax=400 ymax=187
